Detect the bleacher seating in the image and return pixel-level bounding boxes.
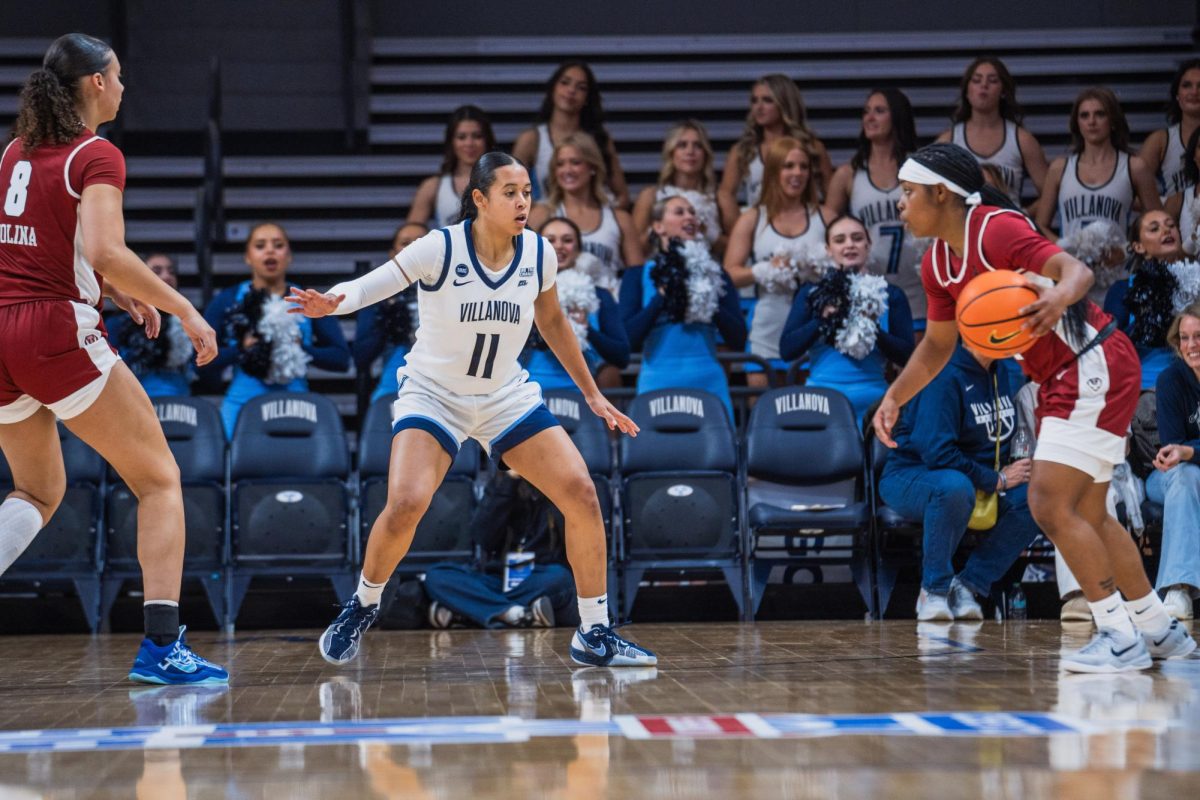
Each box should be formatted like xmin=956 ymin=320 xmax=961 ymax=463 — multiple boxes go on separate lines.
xmin=101 ymin=397 xmax=228 ymax=629
xmin=358 ymin=396 xmax=481 ymax=568
xmin=227 ymin=392 xmax=354 ymax=624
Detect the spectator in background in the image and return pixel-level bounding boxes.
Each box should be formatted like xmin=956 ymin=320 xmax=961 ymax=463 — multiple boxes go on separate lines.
xmin=354 ymin=223 xmax=425 ymax=403
xmin=621 ymin=195 xmax=746 ymax=418
xmin=423 ymin=470 xmax=581 ymax=630
xmin=878 ymin=343 xmax=1038 ymax=621
xmin=725 ymin=136 xmax=832 ymax=390
xmin=1164 ymin=126 xmax=1200 ymax=254
xmin=512 ymin=61 xmax=629 ymax=208
xmin=524 ymin=217 xmax=628 ymax=390
xmin=1149 ymin=302 xmax=1200 ymax=620
xmin=108 ymin=253 xmax=195 ymax=397
xmin=823 ymin=88 xmax=927 ymax=327
xmin=527 ymin=132 xmax=641 ymax=292
xmin=200 ymin=222 xmax=350 ymax=436
xmin=1105 ymin=210 xmax=1189 ymax=390
xmin=717 ymin=74 xmax=833 ymax=233
xmin=935 ymin=56 xmax=1049 ymax=202
xmin=1138 ymin=58 xmax=1200 ymax=200
xmin=405 ymin=105 xmax=496 ymax=230
xmin=779 ymin=214 xmax=914 ymax=424
xmin=632 ymin=120 xmax=724 ymax=254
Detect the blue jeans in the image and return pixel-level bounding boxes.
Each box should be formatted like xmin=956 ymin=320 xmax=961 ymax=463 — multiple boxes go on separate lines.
xmin=879 ymin=465 xmax=1041 ymax=596
xmin=423 ymin=562 xmax=580 ymax=629
xmin=1147 ymin=463 xmax=1200 ymax=592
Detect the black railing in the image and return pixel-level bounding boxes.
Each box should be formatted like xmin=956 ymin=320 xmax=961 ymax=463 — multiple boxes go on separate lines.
xmin=195 ymin=56 xmax=223 ymax=307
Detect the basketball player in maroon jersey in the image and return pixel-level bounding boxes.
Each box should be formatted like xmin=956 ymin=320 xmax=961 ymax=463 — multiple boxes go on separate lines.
xmin=873 ymin=142 xmax=1195 ymax=672
xmin=0 ymin=34 xmax=227 ymax=684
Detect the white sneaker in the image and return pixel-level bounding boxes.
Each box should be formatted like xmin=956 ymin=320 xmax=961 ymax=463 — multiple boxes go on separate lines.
xmin=1060 ymin=591 xmax=1092 ymax=623
xmin=916 ymin=589 xmax=953 ymax=621
xmin=1061 ymin=629 xmax=1153 ymax=673
xmin=1163 ymin=587 xmax=1195 ymax=620
xmin=1143 ymin=618 xmax=1198 ymax=660
xmin=948 ymin=577 xmax=983 ymax=620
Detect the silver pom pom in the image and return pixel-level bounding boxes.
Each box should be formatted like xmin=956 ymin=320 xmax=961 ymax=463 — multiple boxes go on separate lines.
xmin=1169 ymin=259 xmax=1200 ymax=314
xmin=1057 ymin=220 xmax=1127 ymax=289
xmin=258 ymin=295 xmax=312 ymax=384
xmin=163 ymin=315 xmax=194 ymax=372
xmin=1182 ymin=197 xmax=1200 ymax=257
xmin=679 ymin=239 xmax=725 ymax=324
xmin=555 ymin=269 xmax=600 ymax=349
xmin=834 ymin=273 xmax=889 ymax=359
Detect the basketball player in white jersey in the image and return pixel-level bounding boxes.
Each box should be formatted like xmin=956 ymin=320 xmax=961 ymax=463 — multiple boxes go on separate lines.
xmin=406 ymin=106 xmax=495 ymax=230
xmin=935 ymin=57 xmax=1048 ymax=204
xmin=1138 ymin=59 xmax=1200 ymax=200
xmin=1037 ymin=88 xmax=1160 ymax=241
xmin=289 ymin=152 xmax=656 ymax=669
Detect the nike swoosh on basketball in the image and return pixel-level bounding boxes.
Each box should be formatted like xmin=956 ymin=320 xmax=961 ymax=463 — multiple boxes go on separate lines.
xmin=987 ymin=329 xmax=1021 ymax=345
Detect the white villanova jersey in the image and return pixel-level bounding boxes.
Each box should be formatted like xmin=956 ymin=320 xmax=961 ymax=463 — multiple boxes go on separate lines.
xmin=394 ymin=219 xmax=557 ymax=395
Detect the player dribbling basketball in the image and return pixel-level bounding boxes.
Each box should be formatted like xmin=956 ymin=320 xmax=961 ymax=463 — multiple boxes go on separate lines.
xmin=873 ymin=142 xmax=1196 ymax=672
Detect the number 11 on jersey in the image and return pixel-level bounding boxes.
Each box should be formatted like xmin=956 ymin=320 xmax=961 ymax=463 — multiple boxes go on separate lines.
xmin=467 ymin=333 xmax=500 ymax=379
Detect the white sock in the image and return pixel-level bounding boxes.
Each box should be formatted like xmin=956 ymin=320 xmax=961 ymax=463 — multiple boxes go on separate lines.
xmin=1125 ymin=591 xmax=1172 ymax=637
xmin=1088 ymin=592 xmax=1137 ymax=640
xmin=500 ymin=605 xmax=525 ymax=626
xmin=0 ymin=497 xmax=43 ymax=576
xmin=354 ymin=574 xmax=386 ymax=608
xmin=577 ymin=594 xmax=609 ymax=631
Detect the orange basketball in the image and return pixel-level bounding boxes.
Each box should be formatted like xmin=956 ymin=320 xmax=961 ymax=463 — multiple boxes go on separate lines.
xmin=955 ymin=270 xmax=1039 ymax=357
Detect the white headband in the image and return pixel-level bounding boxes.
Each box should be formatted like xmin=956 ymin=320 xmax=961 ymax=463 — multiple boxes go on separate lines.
xmin=898 ymin=159 xmax=982 ymax=206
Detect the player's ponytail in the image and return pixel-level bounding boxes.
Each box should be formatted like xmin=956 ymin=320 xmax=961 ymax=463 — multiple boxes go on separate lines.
xmin=13 ymin=33 xmax=113 ymax=151
xmin=457 ymin=151 xmax=527 ymax=222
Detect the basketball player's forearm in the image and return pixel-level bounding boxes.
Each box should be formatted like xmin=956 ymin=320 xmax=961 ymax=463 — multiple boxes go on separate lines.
xmin=885 ymin=338 xmax=954 ymax=407
xmin=1043 ymin=253 xmax=1093 ymax=305
xmin=95 ymin=248 xmax=197 ymax=319
xmin=327 ymin=261 xmax=410 ymax=314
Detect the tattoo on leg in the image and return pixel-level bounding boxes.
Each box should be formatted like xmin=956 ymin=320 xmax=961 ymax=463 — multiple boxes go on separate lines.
xmin=1100 ymin=577 xmax=1116 ymax=594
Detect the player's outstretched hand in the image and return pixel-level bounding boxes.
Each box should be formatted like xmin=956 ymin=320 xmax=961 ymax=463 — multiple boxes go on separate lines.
xmin=872 ymin=394 xmax=900 ymax=448
xmin=1018 ymin=281 xmax=1070 ymax=339
xmin=179 ymin=310 xmax=218 ymax=367
xmin=587 ymin=393 xmax=639 ymax=437
xmin=287 ymin=288 xmax=345 ymax=318
xmin=131 ymin=298 xmax=161 ymax=339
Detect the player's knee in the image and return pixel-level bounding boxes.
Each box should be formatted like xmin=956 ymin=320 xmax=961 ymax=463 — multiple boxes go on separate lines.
xmin=379 ymin=490 xmax=431 ymax=533
xmin=124 ymin=458 xmax=181 ymax=500
xmin=558 ymin=473 xmax=601 ymax=520
xmin=1026 ymin=483 xmax=1065 ymax=532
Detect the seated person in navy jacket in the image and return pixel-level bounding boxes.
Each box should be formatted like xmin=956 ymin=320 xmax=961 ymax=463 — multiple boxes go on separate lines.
xmin=423 ymin=470 xmax=581 ymax=630
xmin=878 ymin=343 xmax=1039 ymax=621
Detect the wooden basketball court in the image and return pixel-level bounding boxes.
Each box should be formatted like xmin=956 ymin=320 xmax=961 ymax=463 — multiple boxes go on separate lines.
xmin=1 ymin=621 xmax=1199 ymax=797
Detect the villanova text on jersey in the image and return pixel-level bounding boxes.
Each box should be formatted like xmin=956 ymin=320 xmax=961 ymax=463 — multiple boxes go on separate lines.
xmin=855 ymin=197 xmax=901 ymax=230
xmin=1060 ymin=193 xmax=1127 ymax=230
xmin=459 ymin=299 xmax=521 ymax=324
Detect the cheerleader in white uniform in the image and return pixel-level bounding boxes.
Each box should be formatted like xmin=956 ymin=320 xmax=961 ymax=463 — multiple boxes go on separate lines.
xmin=407 ymin=105 xmax=495 ymax=229
xmin=527 ymin=132 xmax=641 ymax=293
xmin=632 ymin=119 xmax=724 ymax=255
xmin=512 ymin=61 xmax=629 ymax=208
xmin=935 ymin=57 xmax=1048 ymax=203
xmin=1165 ymin=127 xmax=1200 ymax=255
xmin=291 ymin=152 xmax=656 ymax=669
xmin=717 ymin=74 xmax=832 ymax=235
xmin=824 ymin=88 xmax=926 ymax=325
xmin=1138 ymin=59 xmax=1200 ymax=200
xmin=724 ymin=136 xmax=832 ymax=389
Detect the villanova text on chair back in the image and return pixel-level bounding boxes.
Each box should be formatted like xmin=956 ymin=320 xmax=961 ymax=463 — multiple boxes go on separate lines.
xmin=748 ymin=386 xmax=862 ymax=487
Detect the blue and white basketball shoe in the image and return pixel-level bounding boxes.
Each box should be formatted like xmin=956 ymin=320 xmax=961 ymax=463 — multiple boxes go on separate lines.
xmin=570 ymin=624 xmax=657 ymax=667
xmin=128 ymin=626 xmax=229 ymax=685
xmin=319 ymin=596 xmax=380 ymax=665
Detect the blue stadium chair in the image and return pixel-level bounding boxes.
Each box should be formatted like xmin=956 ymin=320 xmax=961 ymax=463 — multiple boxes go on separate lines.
xmin=102 ymin=397 xmax=228 ymax=629
xmin=0 ymin=423 xmax=106 ymax=631
xmin=227 ymin=392 xmax=353 ymax=625
xmin=543 ymin=389 xmax=617 ymax=603
xmin=745 ymin=387 xmax=873 ymax=618
xmin=358 ymin=396 xmax=480 ymax=569
xmin=618 ymin=388 xmax=742 ymax=620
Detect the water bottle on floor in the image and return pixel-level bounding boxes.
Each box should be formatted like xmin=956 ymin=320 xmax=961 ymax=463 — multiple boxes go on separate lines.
xmin=1006 ymin=583 xmax=1027 ymax=621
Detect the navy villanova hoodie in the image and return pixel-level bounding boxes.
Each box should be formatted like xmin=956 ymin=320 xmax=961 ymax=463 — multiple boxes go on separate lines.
xmin=885 ymin=344 xmax=1020 ymax=492
xmin=1156 ymin=357 xmax=1200 ymax=465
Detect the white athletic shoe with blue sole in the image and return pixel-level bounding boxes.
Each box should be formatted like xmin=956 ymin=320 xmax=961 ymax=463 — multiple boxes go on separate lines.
xmin=1144 ymin=619 xmax=1198 ymax=660
xmin=570 ymin=624 xmax=657 ymax=667
xmin=1061 ymin=629 xmax=1153 ymax=673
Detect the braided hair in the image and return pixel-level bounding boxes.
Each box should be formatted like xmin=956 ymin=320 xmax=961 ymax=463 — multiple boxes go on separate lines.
xmin=908 ymin=142 xmax=1090 ymax=348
